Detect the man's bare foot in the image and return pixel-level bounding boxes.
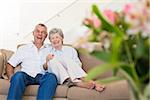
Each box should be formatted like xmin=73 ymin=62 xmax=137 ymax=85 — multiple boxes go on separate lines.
xmin=75 ymin=81 xmax=95 ymax=89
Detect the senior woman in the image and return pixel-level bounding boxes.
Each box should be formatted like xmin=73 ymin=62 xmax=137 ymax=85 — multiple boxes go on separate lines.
xmin=43 ymin=28 xmax=105 ymax=92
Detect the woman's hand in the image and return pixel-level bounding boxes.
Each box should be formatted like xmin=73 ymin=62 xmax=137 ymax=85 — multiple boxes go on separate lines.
xmin=46 ymin=54 xmax=54 ymax=62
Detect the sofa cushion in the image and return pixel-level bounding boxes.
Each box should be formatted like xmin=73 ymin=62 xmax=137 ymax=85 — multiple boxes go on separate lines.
xmin=0 ymin=95 xmax=68 ymax=100
xmin=0 ymin=79 xmax=68 ymax=98
xmin=68 ymin=86 xmax=102 ymax=100
xmin=25 ymin=85 xmax=69 ymax=98
xmin=0 ymin=79 xmax=10 ymax=95
xmin=67 ymin=80 xmax=130 ymax=100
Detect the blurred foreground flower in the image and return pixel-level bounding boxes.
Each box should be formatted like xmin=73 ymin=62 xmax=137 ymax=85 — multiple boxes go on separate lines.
xmin=76 ymin=0 xmax=150 ymax=100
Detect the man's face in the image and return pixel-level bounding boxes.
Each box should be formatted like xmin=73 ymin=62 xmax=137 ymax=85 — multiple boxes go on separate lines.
xmin=50 ymin=33 xmax=63 ymax=48
xmin=33 ymin=25 xmax=47 ymax=43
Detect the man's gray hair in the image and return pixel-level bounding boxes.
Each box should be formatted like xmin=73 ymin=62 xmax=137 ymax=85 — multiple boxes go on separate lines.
xmin=49 ymin=28 xmax=64 ymax=39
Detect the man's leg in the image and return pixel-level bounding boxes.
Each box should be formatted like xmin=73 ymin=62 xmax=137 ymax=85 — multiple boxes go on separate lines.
xmin=37 ymin=72 xmax=57 ymax=100
xmin=7 ymin=71 xmax=30 ymax=100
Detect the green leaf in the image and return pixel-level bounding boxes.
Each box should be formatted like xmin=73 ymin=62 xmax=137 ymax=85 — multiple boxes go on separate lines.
xmin=88 ymin=33 xmax=98 ymax=42
xmin=111 ymin=36 xmax=123 ymax=63
xmin=92 ymin=5 xmax=114 ymax=33
xmin=143 ymin=83 xmax=150 ymax=99
xmin=96 ymin=76 xmax=124 ymax=84
xmin=119 ymin=67 xmax=141 ymax=95
xmin=90 ymin=51 xmax=111 ymax=62
xmin=86 ymin=63 xmax=112 ymax=80
xmin=121 ymin=65 xmax=133 ymax=75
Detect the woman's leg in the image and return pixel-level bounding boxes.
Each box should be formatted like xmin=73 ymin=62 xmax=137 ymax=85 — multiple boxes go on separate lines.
xmin=47 ymin=58 xmax=69 ymax=84
xmin=74 ymin=80 xmax=95 ymax=89
xmin=74 ymin=79 xmax=105 ymax=92
xmin=94 ymin=82 xmax=106 ymax=92
xmin=61 ymin=58 xmax=87 ymax=81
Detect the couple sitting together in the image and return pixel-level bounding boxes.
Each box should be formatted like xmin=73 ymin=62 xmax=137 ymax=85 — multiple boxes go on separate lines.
xmin=6 ymin=23 xmax=105 ymax=100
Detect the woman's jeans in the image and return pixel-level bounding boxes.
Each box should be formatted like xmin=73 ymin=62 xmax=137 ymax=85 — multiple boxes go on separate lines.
xmin=7 ymin=71 xmax=57 ymax=100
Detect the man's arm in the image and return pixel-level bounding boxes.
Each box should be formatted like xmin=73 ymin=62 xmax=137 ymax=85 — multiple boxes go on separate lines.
xmin=6 ymin=63 xmax=14 ymax=80
xmin=43 ymin=62 xmax=48 ymax=70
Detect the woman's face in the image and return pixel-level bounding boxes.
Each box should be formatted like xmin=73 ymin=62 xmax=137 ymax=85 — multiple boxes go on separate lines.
xmin=49 ymin=33 xmax=63 ymax=49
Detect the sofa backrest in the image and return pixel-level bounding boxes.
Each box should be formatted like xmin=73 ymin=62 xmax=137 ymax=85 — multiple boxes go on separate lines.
xmin=78 ymin=52 xmax=112 ymax=79
xmin=0 ymin=48 xmax=112 ymax=80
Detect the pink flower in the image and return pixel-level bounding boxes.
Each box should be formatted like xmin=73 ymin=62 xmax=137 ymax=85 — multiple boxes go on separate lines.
xmin=103 ymin=9 xmax=117 ymax=24
xmin=83 ymin=18 xmax=92 ymax=26
xmin=92 ymin=15 xmax=101 ymax=28
xmin=123 ymin=3 xmax=133 ymax=15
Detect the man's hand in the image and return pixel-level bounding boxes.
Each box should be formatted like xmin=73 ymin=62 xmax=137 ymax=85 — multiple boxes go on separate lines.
xmin=46 ymin=54 xmax=54 ymax=62
xmin=8 ymin=74 xmax=13 ymax=82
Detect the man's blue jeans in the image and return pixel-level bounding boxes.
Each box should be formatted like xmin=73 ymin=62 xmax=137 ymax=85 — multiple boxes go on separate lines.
xmin=7 ymin=71 xmax=57 ymax=100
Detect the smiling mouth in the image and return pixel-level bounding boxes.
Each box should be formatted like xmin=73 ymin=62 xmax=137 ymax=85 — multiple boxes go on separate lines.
xmin=37 ymin=36 xmax=42 ymax=39
xmin=54 ymin=41 xmax=60 ymax=44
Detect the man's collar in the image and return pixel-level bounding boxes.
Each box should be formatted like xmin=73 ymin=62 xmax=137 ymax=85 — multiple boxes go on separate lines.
xmin=29 ymin=42 xmax=47 ymax=49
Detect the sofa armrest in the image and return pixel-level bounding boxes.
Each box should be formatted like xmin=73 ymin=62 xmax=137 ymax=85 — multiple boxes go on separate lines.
xmin=0 ymin=50 xmax=5 ymax=78
xmin=0 ymin=49 xmax=14 ymax=79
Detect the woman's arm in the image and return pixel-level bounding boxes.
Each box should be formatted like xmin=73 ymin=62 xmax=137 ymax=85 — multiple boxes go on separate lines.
xmin=72 ymin=48 xmax=82 ymax=67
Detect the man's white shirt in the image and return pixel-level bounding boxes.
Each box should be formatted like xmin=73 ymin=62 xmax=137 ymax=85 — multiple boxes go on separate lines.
xmin=8 ymin=43 xmax=51 ymax=77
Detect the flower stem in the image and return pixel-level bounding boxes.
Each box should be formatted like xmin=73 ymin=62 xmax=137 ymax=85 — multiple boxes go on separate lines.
xmin=124 ymin=42 xmax=133 ymax=64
